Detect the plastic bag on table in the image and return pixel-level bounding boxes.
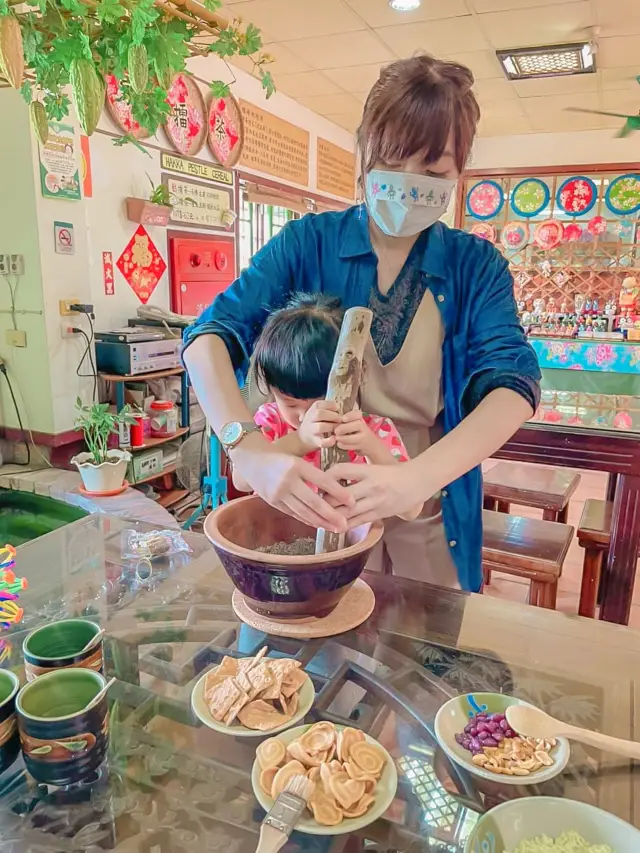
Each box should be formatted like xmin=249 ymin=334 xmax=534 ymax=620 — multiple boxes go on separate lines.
xmin=121 ymin=528 xmax=192 ymax=560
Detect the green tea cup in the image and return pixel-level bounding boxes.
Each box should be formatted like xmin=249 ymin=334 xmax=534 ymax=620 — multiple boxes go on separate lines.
xmin=23 ymin=618 xmax=102 ymax=682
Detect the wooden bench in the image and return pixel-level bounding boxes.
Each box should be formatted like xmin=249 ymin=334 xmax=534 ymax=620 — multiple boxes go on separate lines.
xmin=484 ymin=462 xmax=581 ymax=523
xmin=482 ymin=510 xmax=574 ymax=609
xmin=577 ymin=499 xmax=613 ymax=618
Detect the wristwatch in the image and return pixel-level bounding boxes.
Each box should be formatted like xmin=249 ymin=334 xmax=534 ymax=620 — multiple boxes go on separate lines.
xmin=219 ymin=421 xmax=260 ymax=454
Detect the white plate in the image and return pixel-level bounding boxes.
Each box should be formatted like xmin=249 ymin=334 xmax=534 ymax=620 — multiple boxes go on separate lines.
xmin=434 ymin=692 xmax=570 ymax=787
xmin=251 ymin=723 xmax=398 ymax=836
xmin=191 ymin=665 xmax=314 ymax=737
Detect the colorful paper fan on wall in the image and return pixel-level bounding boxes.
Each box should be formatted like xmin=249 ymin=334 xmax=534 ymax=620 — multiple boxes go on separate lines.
xmin=510 ymin=178 xmax=549 ymax=218
xmin=104 ymin=75 xmax=149 ymax=140
xmin=534 ymin=219 xmax=564 ymax=250
xmin=164 ymin=73 xmax=207 ymax=156
xmin=470 ymin=222 xmax=496 ymax=242
xmin=501 ymin=221 xmax=529 ymax=250
xmin=564 ymin=222 xmax=583 ymax=242
xmin=556 ymin=176 xmax=597 ymax=216
xmin=208 ymin=93 xmax=244 ymax=168
xmin=466 ymin=180 xmax=504 ymax=220
xmin=587 ymin=215 xmax=607 ymax=236
xmin=605 ymin=173 xmax=640 ymax=216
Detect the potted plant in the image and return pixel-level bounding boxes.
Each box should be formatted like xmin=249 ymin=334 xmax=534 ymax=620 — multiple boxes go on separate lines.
xmin=71 ymin=400 xmax=137 ymax=493
xmin=126 ymin=176 xmax=176 ymax=226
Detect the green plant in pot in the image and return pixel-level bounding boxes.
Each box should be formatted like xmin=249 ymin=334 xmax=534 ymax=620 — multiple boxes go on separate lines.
xmin=71 ymin=399 xmax=137 ymax=494
xmin=126 ymin=176 xmax=179 ymax=226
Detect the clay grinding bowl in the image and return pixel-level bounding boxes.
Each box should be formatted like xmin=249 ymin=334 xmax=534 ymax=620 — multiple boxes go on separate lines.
xmin=204 ymin=495 xmax=383 ymax=619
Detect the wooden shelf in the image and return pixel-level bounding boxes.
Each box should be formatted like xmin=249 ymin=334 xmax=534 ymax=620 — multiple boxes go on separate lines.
xmin=132 ymin=463 xmax=177 ymax=485
xmin=157 ymin=489 xmax=190 ymax=509
xmin=99 ymin=367 xmax=184 ymax=382
xmin=131 ymin=427 xmax=189 ymax=452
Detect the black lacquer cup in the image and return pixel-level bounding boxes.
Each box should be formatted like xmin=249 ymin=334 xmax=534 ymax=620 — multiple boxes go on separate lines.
xmin=22 ymin=619 xmax=103 ymax=682
xmin=16 ymin=668 xmax=109 ymax=785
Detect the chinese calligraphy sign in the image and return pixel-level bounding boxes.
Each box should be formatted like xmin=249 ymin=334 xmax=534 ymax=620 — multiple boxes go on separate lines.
xmin=161 ymin=173 xmax=233 ymax=230
xmin=239 ymin=100 xmax=309 ymax=186
xmin=164 ymin=73 xmax=206 ymax=157
xmin=316 ymin=139 xmax=355 ymax=201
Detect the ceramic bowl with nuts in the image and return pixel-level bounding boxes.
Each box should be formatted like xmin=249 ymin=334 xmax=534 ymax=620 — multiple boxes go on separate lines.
xmin=434 ymin=692 xmax=570 ymax=786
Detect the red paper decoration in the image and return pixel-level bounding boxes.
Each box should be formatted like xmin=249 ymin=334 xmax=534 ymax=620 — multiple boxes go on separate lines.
xmin=470 ymin=222 xmax=496 ymax=242
xmin=116 ymin=226 xmax=166 ymax=304
xmin=208 ymin=93 xmax=244 ymax=167
xmin=104 ymin=75 xmax=149 ymax=139
xmin=534 ymin=220 xmax=564 ymax=250
xmin=588 ymin=215 xmax=607 ymax=236
xmin=564 ymin=222 xmax=583 ymax=242
xmin=164 ymin=73 xmax=207 ymax=156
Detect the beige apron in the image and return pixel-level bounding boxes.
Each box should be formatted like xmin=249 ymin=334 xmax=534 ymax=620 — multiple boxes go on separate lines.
xmin=360 ymin=290 xmax=460 ymax=588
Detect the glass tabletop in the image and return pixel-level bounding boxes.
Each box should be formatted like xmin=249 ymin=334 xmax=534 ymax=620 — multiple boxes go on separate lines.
xmin=1 ymin=514 xmax=639 ymax=853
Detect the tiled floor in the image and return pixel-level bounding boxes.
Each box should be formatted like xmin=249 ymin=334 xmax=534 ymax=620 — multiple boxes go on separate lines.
xmin=481 ymin=460 xmax=640 ymax=628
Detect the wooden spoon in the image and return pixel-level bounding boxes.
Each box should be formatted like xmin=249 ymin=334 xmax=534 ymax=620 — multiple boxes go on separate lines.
xmin=506 ymin=704 xmax=640 ymax=760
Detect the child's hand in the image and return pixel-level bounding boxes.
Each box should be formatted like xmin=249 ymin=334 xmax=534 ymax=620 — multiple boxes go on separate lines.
xmin=298 ymin=401 xmax=341 ymax=450
xmin=333 ymin=410 xmax=373 ymax=456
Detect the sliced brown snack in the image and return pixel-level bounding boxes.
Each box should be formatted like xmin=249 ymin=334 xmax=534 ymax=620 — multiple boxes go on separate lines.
xmin=286 ymin=692 xmax=299 ymax=718
xmin=207 ymin=678 xmax=241 ymax=722
xmin=261 ymin=665 xmax=285 ymax=701
xmin=260 ymin=766 xmax=278 ymax=797
xmin=281 ymin=668 xmax=307 ymax=698
xmin=237 ymin=699 xmax=290 ymax=731
xmin=247 ymin=661 xmax=275 ymax=698
xmin=235 ymin=669 xmax=253 ymax=696
xmin=204 ymin=656 xmax=238 ymax=697
xmin=343 ymin=793 xmax=375 ymax=818
xmin=271 ymin=759 xmax=306 ymax=799
xmin=223 ymin=687 xmax=251 ymax=725
xmin=257 ymin=737 xmax=286 ymax=771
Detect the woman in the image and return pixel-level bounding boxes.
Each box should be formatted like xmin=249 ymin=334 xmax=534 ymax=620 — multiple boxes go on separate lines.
xmin=183 ymin=55 xmax=540 ymax=593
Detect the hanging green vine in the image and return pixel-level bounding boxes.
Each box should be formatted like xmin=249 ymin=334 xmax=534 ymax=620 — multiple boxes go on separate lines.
xmin=0 ymin=0 xmax=274 ymax=142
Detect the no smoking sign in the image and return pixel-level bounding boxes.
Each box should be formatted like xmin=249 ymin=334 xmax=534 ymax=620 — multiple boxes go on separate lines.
xmin=54 ymin=221 xmax=75 ymax=255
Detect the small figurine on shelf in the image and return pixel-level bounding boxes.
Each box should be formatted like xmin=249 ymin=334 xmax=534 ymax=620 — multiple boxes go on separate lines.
xmin=575 ymin=294 xmax=585 ymax=314
xmin=605 ymin=299 xmax=617 ymax=318
xmin=593 ymin=297 xmax=599 ymax=313
xmin=585 ymin=296 xmax=593 ymax=314
xmin=524 ymin=293 xmax=534 ymax=313
xmin=547 ymin=297 xmax=557 ymax=316
xmin=620 ymin=275 xmax=639 ymax=319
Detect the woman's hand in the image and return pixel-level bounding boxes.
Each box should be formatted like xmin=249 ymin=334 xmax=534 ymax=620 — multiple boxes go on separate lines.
xmin=326 ymin=459 xmax=429 ymax=527
xmin=231 ymin=433 xmax=353 ymax=531
xmin=297 ymin=401 xmax=341 ymax=451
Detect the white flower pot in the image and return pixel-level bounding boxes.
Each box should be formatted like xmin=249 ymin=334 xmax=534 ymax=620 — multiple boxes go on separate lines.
xmin=71 ymin=449 xmax=131 ymax=493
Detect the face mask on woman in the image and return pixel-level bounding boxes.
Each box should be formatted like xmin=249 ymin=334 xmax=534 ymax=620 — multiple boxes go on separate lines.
xmin=365 ymin=168 xmax=457 ymax=238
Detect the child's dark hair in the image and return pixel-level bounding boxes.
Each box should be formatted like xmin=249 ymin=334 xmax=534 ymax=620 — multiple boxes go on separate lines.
xmin=253 ymin=293 xmax=344 ymax=399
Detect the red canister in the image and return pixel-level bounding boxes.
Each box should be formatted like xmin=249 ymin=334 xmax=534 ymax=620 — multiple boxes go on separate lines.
xmin=130 ymin=415 xmax=145 ymax=448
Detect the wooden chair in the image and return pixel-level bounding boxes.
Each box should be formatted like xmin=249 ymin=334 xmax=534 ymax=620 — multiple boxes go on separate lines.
xmin=577 ymin=499 xmax=613 ymax=618
xmin=483 ymin=462 xmax=581 ymax=523
xmin=482 ymin=510 xmax=574 ymax=609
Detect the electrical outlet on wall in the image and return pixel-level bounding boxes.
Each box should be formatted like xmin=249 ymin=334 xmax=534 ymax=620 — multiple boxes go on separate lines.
xmin=61 ymin=323 xmax=80 ymax=339
xmin=0 ymin=255 xmax=9 ymax=276
xmin=9 ymin=255 xmax=24 ymax=276
xmin=59 ymin=298 xmax=81 ymax=316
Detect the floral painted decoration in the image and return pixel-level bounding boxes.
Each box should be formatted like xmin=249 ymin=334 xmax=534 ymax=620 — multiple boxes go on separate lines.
xmin=564 ymin=222 xmax=583 ymax=242
xmin=510 ymin=178 xmax=550 ymax=218
xmin=470 ymin=222 xmax=496 ymax=243
xmin=615 ymin=219 xmax=635 ymax=238
xmin=534 ymin=220 xmax=564 ymax=250
xmin=605 ymin=173 xmax=640 ymax=215
xmin=164 ymin=73 xmax=207 ymax=157
xmin=501 ymin=221 xmax=529 ymax=250
xmin=466 ymin=180 xmax=504 ymax=220
xmin=208 ymin=94 xmax=244 ymax=168
xmin=116 ymin=226 xmax=167 ymax=305
xmin=104 ymin=75 xmax=149 ymax=140
xmin=556 ymin=176 xmax=597 ymax=216
xmin=369 ymin=180 xmax=452 ymax=208
xmin=587 ymin=215 xmax=608 ymax=236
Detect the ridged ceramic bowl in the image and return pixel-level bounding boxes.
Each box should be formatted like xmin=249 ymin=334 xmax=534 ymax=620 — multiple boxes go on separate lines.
xmin=204 ymin=495 xmax=383 ymax=618
xmin=0 ymin=669 xmax=20 ymax=773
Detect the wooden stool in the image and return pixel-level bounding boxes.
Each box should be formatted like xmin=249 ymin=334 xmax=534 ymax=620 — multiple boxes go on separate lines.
xmin=482 ymin=510 xmax=574 ymax=609
xmin=484 ymin=462 xmax=581 ymax=523
xmin=577 ymin=499 xmax=613 ymax=618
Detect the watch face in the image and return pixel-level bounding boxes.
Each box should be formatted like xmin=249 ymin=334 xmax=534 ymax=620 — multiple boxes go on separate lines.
xmin=221 ymin=422 xmax=243 ymax=447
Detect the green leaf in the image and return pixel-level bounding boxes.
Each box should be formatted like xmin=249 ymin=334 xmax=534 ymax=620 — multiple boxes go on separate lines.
xmin=240 ymin=23 xmax=262 ymax=56
xmin=210 ymin=80 xmax=231 ymax=98
xmin=112 ymin=134 xmax=152 ymax=157
xmin=130 ymin=0 xmax=159 ymax=45
xmin=60 ymin=0 xmax=87 ymax=14
xmin=210 ymin=27 xmax=239 ymax=58
xmin=0 ymin=1 xmax=9 ymax=15
xmin=55 ymin=739 xmax=88 ymax=752
xmin=20 ymin=81 xmax=33 ymax=105
xmin=202 ymin=0 xmax=222 ymax=10
xmin=260 ymin=69 xmax=276 ymax=99
xmin=30 ymin=744 xmax=53 ymax=755
xmin=43 ymin=91 xmax=71 ymax=121
xmin=96 ymin=0 xmax=126 ymax=24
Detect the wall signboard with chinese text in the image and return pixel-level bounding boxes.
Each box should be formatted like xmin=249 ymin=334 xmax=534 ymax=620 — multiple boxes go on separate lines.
xmin=160 ymin=152 xmax=233 ymax=186
xmin=102 ymin=252 xmax=115 ymax=296
xmin=316 ymin=138 xmax=356 ymax=201
xmin=39 ymin=122 xmax=81 ymax=200
xmin=161 ymin=173 xmax=234 ymax=231
xmin=239 ymin=100 xmax=309 ymax=187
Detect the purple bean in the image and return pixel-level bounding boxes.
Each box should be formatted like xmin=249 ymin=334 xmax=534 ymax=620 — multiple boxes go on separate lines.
xmin=487 ymin=721 xmax=499 ymax=733
xmin=505 ymin=728 xmax=517 ymax=739
xmin=493 ymin=730 xmax=505 ymax=742
xmin=490 ymin=713 xmax=504 ymax=722
xmin=470 ymin=738 xmax=482 ymax=751
xmin=500 ymin=718 xmax=510 ymax=732
xmin=469 ymin=726 xmax=478 ymax=736
xmin=464 ymin=723 xmax=472 ymax=734
xmin=475 ymin=722 xmax=486 ymax=733
xmin=462 ymin=736 xmax=472 ymax=749
xmin=483 ymin=736 xmax=498 ymax=747
xmin=455 ymin=733 xmax=463 ymax=745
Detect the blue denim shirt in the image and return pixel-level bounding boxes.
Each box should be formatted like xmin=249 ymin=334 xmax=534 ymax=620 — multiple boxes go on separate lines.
xmin=183 ymin=205 xmax=541 ymax=592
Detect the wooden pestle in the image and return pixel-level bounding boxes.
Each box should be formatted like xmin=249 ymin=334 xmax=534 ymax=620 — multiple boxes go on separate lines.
xmin=315 ymin=307 xmax=373 ymax=554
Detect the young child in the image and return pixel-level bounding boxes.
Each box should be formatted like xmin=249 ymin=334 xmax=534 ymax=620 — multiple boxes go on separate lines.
xmin=234 ymin=293 xmax=422 ymax=522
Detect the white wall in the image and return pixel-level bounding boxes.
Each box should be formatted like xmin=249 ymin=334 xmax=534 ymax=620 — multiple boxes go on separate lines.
xmin=27 ymin=55 xmax=357 ymax=434
xmin=471 ymin=128 xmax=640 ymax=170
